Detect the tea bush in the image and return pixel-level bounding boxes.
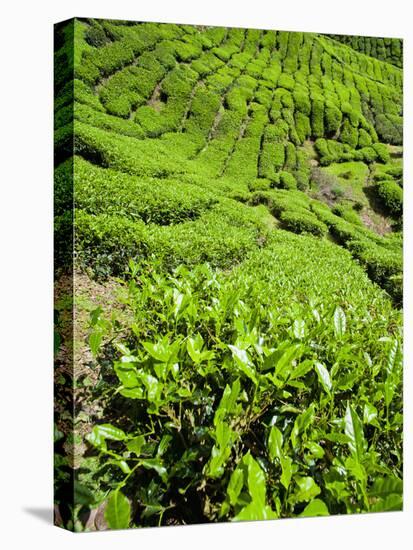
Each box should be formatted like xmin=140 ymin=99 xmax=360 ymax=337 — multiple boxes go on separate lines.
xmin=73 ymin=157 xmax=218 ymax=224
xmin=75 ymin=234 xmax=402 ymax=527
xmin=280 ymin=210 xmax=328 ymax=236
xmin=375 ymin=180 xmax=403 ymax=216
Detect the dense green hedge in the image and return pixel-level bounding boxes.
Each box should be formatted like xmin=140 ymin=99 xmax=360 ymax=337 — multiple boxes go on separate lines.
xmin=73 ymin=157 xmax=218 ymax=225
xmin=75 ymin=210 xmax=149 ymax=277
xmin=375 ymin=180 xmax=403 ymax=217
xmin=280 ymin=210 xmax=328 ymax=236
xmin=328 ymin=34 xmax=403 ymax=68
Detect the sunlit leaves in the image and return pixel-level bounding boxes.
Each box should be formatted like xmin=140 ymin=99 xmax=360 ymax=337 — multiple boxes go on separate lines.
xmin=187 ymin=333 xmax=215 ymax=364
xmin=89 ymin=331 xmax=103 ymax=357
xmin=88 ymin=306 xmax=110 ymax=357
xmin=126 ymin=435 xmax=145 ymax=456
xmin=293 ymin=319 xmax=306 ymax=340
xmin=267 ymin=426 xmax=293 ymax=490
xmin=228 ymin=345 xmax=258 ymax=385
xmin=231 ymin=453 xmax=277 ymax=521
xmin=105 ymin=490 xmax=131 ymax=530
xmin=215 ymin=379 xmax=241 ymax=423
xmin=86 ymin=423 xmax=126 ymax=451
xmin=299 ymin=498 xmax=329 ymax=517
xmin=81 ymin=253 xmax=402 ymax=525
xmin=268 ymin=425 xmax=283 ymax=462
xmin=143 ymin=336 xmax=180 ymax=364
xmin=384 ymin=338 xmax=402 ymax=407
xmin=368 ymin=476 xmax=403 ymax=511
xmin=294 ymin=476 xmax=321 ymax=502
xmin=291 ymin=404 xmax=316 ymax=450
xmin=314 ymin=361 xmax=332 ymax=394
xmin=363 ymin=403 xmax=379 ymax=427
xmin=344 ymin=403 xmax=367 ymax=462
xmin=204 ymin=423 xmax=235 ymax=479
xmin=333 ymin=306 xmax=346 ymax=338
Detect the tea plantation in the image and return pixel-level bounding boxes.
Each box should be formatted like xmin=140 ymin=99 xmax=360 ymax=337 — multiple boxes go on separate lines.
xmin=54 ymin=19 xmax=403 ymax=530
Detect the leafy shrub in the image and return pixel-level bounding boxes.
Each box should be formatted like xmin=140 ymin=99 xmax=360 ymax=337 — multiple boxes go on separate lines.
xmin=278 ymin=72 xmax=295 ymax=91
xmin=358 ymin=128 xmax=372 ymax=148
xmin=249 ymin=188 xmax=309 ymax=218
xmin=386 ymin=164 xmax=403 ymax=178
xmin=332 ymin=204 xmax=362 ymax=226
xmin=273 ymin=143 xmax=285 ymax=170
xmin=325 ymin=102 xmax=342 ymax=135
xmin=84 ymin=23 xmax=110 ymax=48
xmin=74 ymin=157 xmax=218 ymax=225
xmin=72 ymin=80 xmax=104 ymax=112
xmin=295 ymin=169 xmax=310 ymax=191
xmin=293 ymin=90 xmax=311 ymax=115
xmin=74 ymin=102 xmax=145 ymax=139
xmin=74 ymin=241 xmax=401 ymax=529
xmin=248 ymin=179 xmax=272 ymax=192
xmin=360 ymin=146 xmax=378 ymax=164
xmin=175 ymin=39 xmax=202 ymax=61
xmin=89 ymin=41 xmax=136 ymax=76
xmin=280 ymin=210 xmax=328 ymax=236
xmin=75 ymin=210 xmax=149 ymax=277
xmin=314 ymin=138 xmax=332 ymax=165
xmin=375 ymin=114 xmax=403 ymax=145
xmin=149 ymin=200 xmax=267 ymax=270
xmin=375 ymin=180 xmax=403 ymax=216
xmin=346 ymin=239 xmax=402 ymax=303
xmin=311 ymin=98 xmax=324 ymax=138
xmin=73 ymin=121 xmax=188 ymax=177
xmin=283 ymin=142 xmax=297 ymax=171
xmin=340 ymin=119 xmax=358 ymax=148
xmin=295 ymin=112 xmax=311 ymax=143
xmin=278 ymin=171 xmax=297 ymax=190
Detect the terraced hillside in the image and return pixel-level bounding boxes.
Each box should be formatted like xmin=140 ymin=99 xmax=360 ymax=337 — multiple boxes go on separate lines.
xmin=54 ymin=19 xmax=403 ymax=531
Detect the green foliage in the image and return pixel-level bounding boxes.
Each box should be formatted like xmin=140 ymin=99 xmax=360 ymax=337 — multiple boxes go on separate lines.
xmin=359 ymin=146 xmax=378 ymax=164
xmin=325 ymin=102 xmax=342 ymax=135
xmin=248 ymin=178 xmax=272 ymax=192
xmin=74 ymin=210 xmax=149 ymax=277
xmin=278 ymin=72 xmax=295 ymax=91
xmin=375 ymin=114 xmax=402 ymax=145
xmin=105 ymin=491 xmax=131 ymax=530
xmin=372 ymin=142 xmax=391 ymax=163
xmin=375 ymin=180 xmax=403 ymax=217
xmin=55 ymin=19 xmax=403 ymax=531
xmin=73 ymin=157 xmax=217 ymax=225
xmin=332 ymin=204 xmax=362 ymax=226
xmin=84 ymin=22 xmax=111 ymax=48
xmin=74 ymin=102 xmax=144 ymax=139
xmin=340 ymin=119 xmax=359 ymax=148
xmin=358 ymin=128 xmax=372 ymax=148
xmin=311 ymin=98 xmax=324 ymax=138
xmin=278 ymin=171 xmax=297 ymax=190
xmin=72 ymin=236 xmax=401 ymax=527
xmin=346 ymin=239 xmax=402 ymax=303
xmin=280 ymin=210 xmax=328 ymax=236
xmin=329 ymin=34 xmax=403 ymax=68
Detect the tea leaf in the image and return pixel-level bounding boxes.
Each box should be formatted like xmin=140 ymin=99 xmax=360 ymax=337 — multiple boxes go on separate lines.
xmin=344 ymin=403 xmax=366 ymax=462
xmin=333 ymin=306 xmax=346 ymax=338
xmin=105 ymin=490 xmax=131 ymax=530
xmin=300 ymin=498 xmax=329 ymax=517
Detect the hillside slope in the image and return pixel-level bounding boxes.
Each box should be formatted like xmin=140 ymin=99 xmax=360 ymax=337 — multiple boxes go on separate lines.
xmin=54 ymin=19 xmax=403 ymax=530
